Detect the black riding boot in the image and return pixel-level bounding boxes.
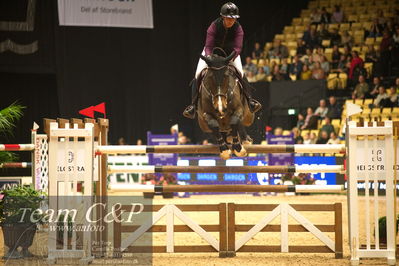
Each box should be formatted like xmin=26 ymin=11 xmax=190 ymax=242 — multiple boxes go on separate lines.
xmin=183 ymin=78 xmax=199 ymax=119
xmin=241 ymin=76 xmax=262 ymax=113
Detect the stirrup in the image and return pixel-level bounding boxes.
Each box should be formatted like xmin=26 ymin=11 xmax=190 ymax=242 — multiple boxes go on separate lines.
xmin=183 ymin=105 xmax=196 ymax=119
xmin=249 ymin=99 xmax=262 ymax=113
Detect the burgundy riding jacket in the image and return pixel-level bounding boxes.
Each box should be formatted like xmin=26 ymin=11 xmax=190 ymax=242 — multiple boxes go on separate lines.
xmin=204 ymin=17 xmax=243 ymax=58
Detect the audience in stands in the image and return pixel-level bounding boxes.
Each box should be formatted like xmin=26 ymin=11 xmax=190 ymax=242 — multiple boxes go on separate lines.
xmin=319 ymin=116 xmax=335 ymax=137
xmin=319 ymin=8 xmax=331 ymax=24
xmin=301 ymin=64 xmax=312 ymax=80
xmin=252 ymin=42 xmax=263 ymax=60
xmin=327 ymin=96 xmax=342 ymax=119
xmin=296 ymin=113 xmax=305 ymax=129
xmin=302 ymin=107 xmax=318 ymax=130
xmin=303 ymin=132 xmax=311 ymax=144
xmin=341 ymin=31 xmax=353 ymax=48
xmin=387 ymin=87 xmax=398 ymax=107
xmin=314 ymin=99 xmax=328 ymax=119
xmin=316 ymin=130 xmax=329 ymax=144
xmin=394 ymin=77 xmax=399 ymax=94
xmin=369 ymin=76 xmax=382 ymax=98
xmin=296 ymin=39 xmax=307 ymax=56
xmin=243 ymin=57 xmax=257 ymax=75
xmin=310 ymin=8 xmax=321 ymax=25
xmin=331 ymin=45 xmax=341 ymax=69
xmin=255 ymin=67 xmax=268 ymax=82
xmin=372 ymin=86 xmax=389 ymax=108
xmin=246 ymin=71 xmax=257 ymax=82
xmin=327 ymin=132 xmax=341 ymax=144
xmin=289 ymin=55 xmax=303 ymax=80
xmin=352 ymin=75 xmax=369 ymax=99
xmin=331 ymin=5 xmax=344 ymax=23
xmin=312 ymin=62 xmax=326 ymax=79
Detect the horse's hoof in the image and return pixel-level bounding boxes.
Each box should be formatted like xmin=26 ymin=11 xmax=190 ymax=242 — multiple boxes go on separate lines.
xmin=242 ymin=136 xmax=253 ymax=145
xmin=234 ymin=147 xmax=247 ymax=157
xmin=220 ymin=149 xmax=231 ymax=160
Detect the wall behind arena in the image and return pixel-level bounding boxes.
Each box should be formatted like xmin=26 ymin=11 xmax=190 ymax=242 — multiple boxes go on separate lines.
xmin=0 ymin=0 xmax=309 ymax=145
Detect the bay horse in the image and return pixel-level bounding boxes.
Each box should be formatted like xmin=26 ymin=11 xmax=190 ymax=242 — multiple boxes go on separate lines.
xmin=197 ymin=50 xmax=254 ymax=159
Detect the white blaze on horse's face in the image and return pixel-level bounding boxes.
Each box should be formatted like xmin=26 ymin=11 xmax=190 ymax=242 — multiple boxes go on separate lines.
xmin=213 ymin=94 xmax=227 ymax=117
xmin=218 ymin=96 xmax=223 ymax=114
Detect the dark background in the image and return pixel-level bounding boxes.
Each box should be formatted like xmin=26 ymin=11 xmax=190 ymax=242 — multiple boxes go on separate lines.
xmin=0 ymin=0 xmax=315 ymax=146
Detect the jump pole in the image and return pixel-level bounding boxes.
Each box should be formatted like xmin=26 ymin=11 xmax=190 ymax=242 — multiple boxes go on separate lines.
xmin=108 ymin=184 xmax=344 ymax=193
xmin=108 ymin=165 xmax=344 ymax=174
xmin=0 ymin=162 xmax=32 ymax=168
xmin=97 ymin=144 xmax=346 ymax=155
xmin=0 ymin=144 xmax=35 ymax=151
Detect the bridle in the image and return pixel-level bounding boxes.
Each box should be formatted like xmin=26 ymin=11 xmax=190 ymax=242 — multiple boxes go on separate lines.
xmin=201 ymin=65 xmax=236 ymax=103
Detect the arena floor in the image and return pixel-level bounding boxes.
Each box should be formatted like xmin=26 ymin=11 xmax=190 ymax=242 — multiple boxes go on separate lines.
xmin=0 ymin=194 xmax=397 ymax=266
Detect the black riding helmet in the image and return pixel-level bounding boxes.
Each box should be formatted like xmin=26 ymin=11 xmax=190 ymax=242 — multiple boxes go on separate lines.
xmin=220 ymin=2 xmax=240 ymax=18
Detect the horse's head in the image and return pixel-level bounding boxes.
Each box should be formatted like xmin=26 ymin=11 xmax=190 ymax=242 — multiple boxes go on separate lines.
xmin=200 ymin=51 xmax=235 ymax=117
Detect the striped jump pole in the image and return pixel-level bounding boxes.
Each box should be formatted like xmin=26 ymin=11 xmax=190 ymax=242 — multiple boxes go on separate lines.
xmin=97 ymin=144 xmax=346 ymax=155
xmin=0 ymin=162 xmax=32 ymax=168
xmin=0 ymin=144 xmax=35 ymax=151
xmin=108 ymin=184 xmax=345 ymax=193
xmin=108 ymin=165 xmax=344 ymax=174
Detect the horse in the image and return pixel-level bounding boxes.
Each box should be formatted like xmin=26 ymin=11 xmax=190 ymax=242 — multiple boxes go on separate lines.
xmin=196 ymin=51 xmax=255 ymax=160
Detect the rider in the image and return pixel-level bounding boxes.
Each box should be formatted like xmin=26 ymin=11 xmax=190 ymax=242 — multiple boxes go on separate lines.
xmin=183 ymin=2 xmax=262 ymax=119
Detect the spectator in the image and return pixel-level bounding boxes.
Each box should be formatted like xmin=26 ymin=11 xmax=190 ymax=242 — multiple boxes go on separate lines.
xmin=279 ymin=58 xmax=290 ymax=80
xmin=318 ymin=23 xmax=330 ymax=41
xmin=289 ymin=55 xmax=303 ymax=80
xmin=337 ymin=54 xmax=348 ymax=73
xmin=320 ymin=8 xmax=331 ymax=24
xmin=252 ymin=42 xmax=263 ymax=60
xmin=327 ymin=96 xmax=342 ymax=119
xmin=255 ymin=67 xmax=268 ymax=82
xmin=352 ymin=75 xmax=369 ymax=99
xmin=302 ymin=25 xmax=320 ymax=49
xmin=380 ymin=30 xmax=393 ymax=77
xmin=307 ymin=55 xmax=315 ymax=70
xmin=331 ymin=45 xmax=341 ymax=69
xmin=271 ymin=39 xmax=289 ymax=59
xmin=385 ymin=19 xmax=396 ymax=35
xmin=367 ymin=18 xmax=384 ymax=38
xmin=292 ymin=127 xmax=303 ymax=144
xmin=386 ymin=87 xmax=398 ymax=107
xmin=341 ymin=31 xmax=353 ymax=48
xmin=373 ymin=86 xmax=389 ymax=107
xmin=331 ymin=5 xmax=344 ymax=23
xmin=246 ymin=71 xmax=257 ymax=82
xmin=327 ymin=132 xmax=341 ymax=144
xmin=316 ymin=130 xmax=329 ymax=144
xmin=296 ymin=113 xmax=305 ymax=129
xmin=320 ymin=116 xmax=335 ymax=137
xmin=314 ymin=99 xmax=329 ymax=119
xmin=243 ymin=56 xmax=257 ymax=75
xmin=349 ymin=51 xmax=364 ymax=80
xmin=312 ymin=61 xmax=326 ymax=80
xmin=392 ymin=26 xmax=399 ymax=69
xmin=271 ymin=64 xmax=284 ymax=81
xmin=310 ymin=8 xmax=321 ymax=25
xmin=117 ymin=137 xmax=126 ymax=145
xmin=296 ymin=39 xmax=307 ymax=57
xmin=320 ymin=56 xmax=330 ymax=73
xmin=300 ymin=48 xmax=313 ymax=65
xmin=259 ymin=59 xmax=271 ymax=75
xmin=309 ymin=132 xmax=318 ymax=144
xmin=330 ymin=28 xmax=342 ymax=47
xmin=394 ymin=77 xmax=399 ymax=94
xmin=369 ymin=76 xmax=382 ymax=98
xmin=136 ymin=139 xmax=143 ymax=145
xmin=300 ymin=64 xmax=312 ymax=80
xmin=303 ymin=132 xmax=312 ymax=144
xmin=301 ymin=107 xmax=317 ymax=130
xmin=312 ymin=47 xmax=325 ymax=63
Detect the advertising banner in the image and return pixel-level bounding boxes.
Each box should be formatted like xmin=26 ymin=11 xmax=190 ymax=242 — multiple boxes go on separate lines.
xmin=58 ymin=0 xmax=154 ymax=28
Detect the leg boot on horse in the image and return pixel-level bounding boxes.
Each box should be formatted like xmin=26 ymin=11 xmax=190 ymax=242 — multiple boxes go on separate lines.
xmin=183 ymin=78 xmax=199 ymax=119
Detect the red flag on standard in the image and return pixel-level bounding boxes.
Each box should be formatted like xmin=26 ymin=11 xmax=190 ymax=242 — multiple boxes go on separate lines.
xmin=93 ymin=102 xmax=106 ymax=118
xmin=79 ymin=106 xmax=95 ymax=118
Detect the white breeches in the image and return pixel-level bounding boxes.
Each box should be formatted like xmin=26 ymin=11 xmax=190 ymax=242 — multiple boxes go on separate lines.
xmin=195 ymin=49 xmax=243 ymax=79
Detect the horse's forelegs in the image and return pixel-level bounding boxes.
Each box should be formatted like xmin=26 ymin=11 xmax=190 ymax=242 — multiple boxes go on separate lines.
xmin=230 ymin=115 xmax=247 ymax=157
xmin=206 ymin=116 xmax=231 ymax=160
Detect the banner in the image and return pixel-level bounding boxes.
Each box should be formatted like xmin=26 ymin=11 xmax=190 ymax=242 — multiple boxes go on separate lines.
xmin=58 ymin=0 xmax=153 ymax=28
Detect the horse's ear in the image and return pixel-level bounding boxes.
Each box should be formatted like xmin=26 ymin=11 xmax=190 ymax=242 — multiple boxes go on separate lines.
xmin=200 ymin=55 xmax=211 ymax=65
xmin=225 ymin=51 xmax=236 ymax=63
